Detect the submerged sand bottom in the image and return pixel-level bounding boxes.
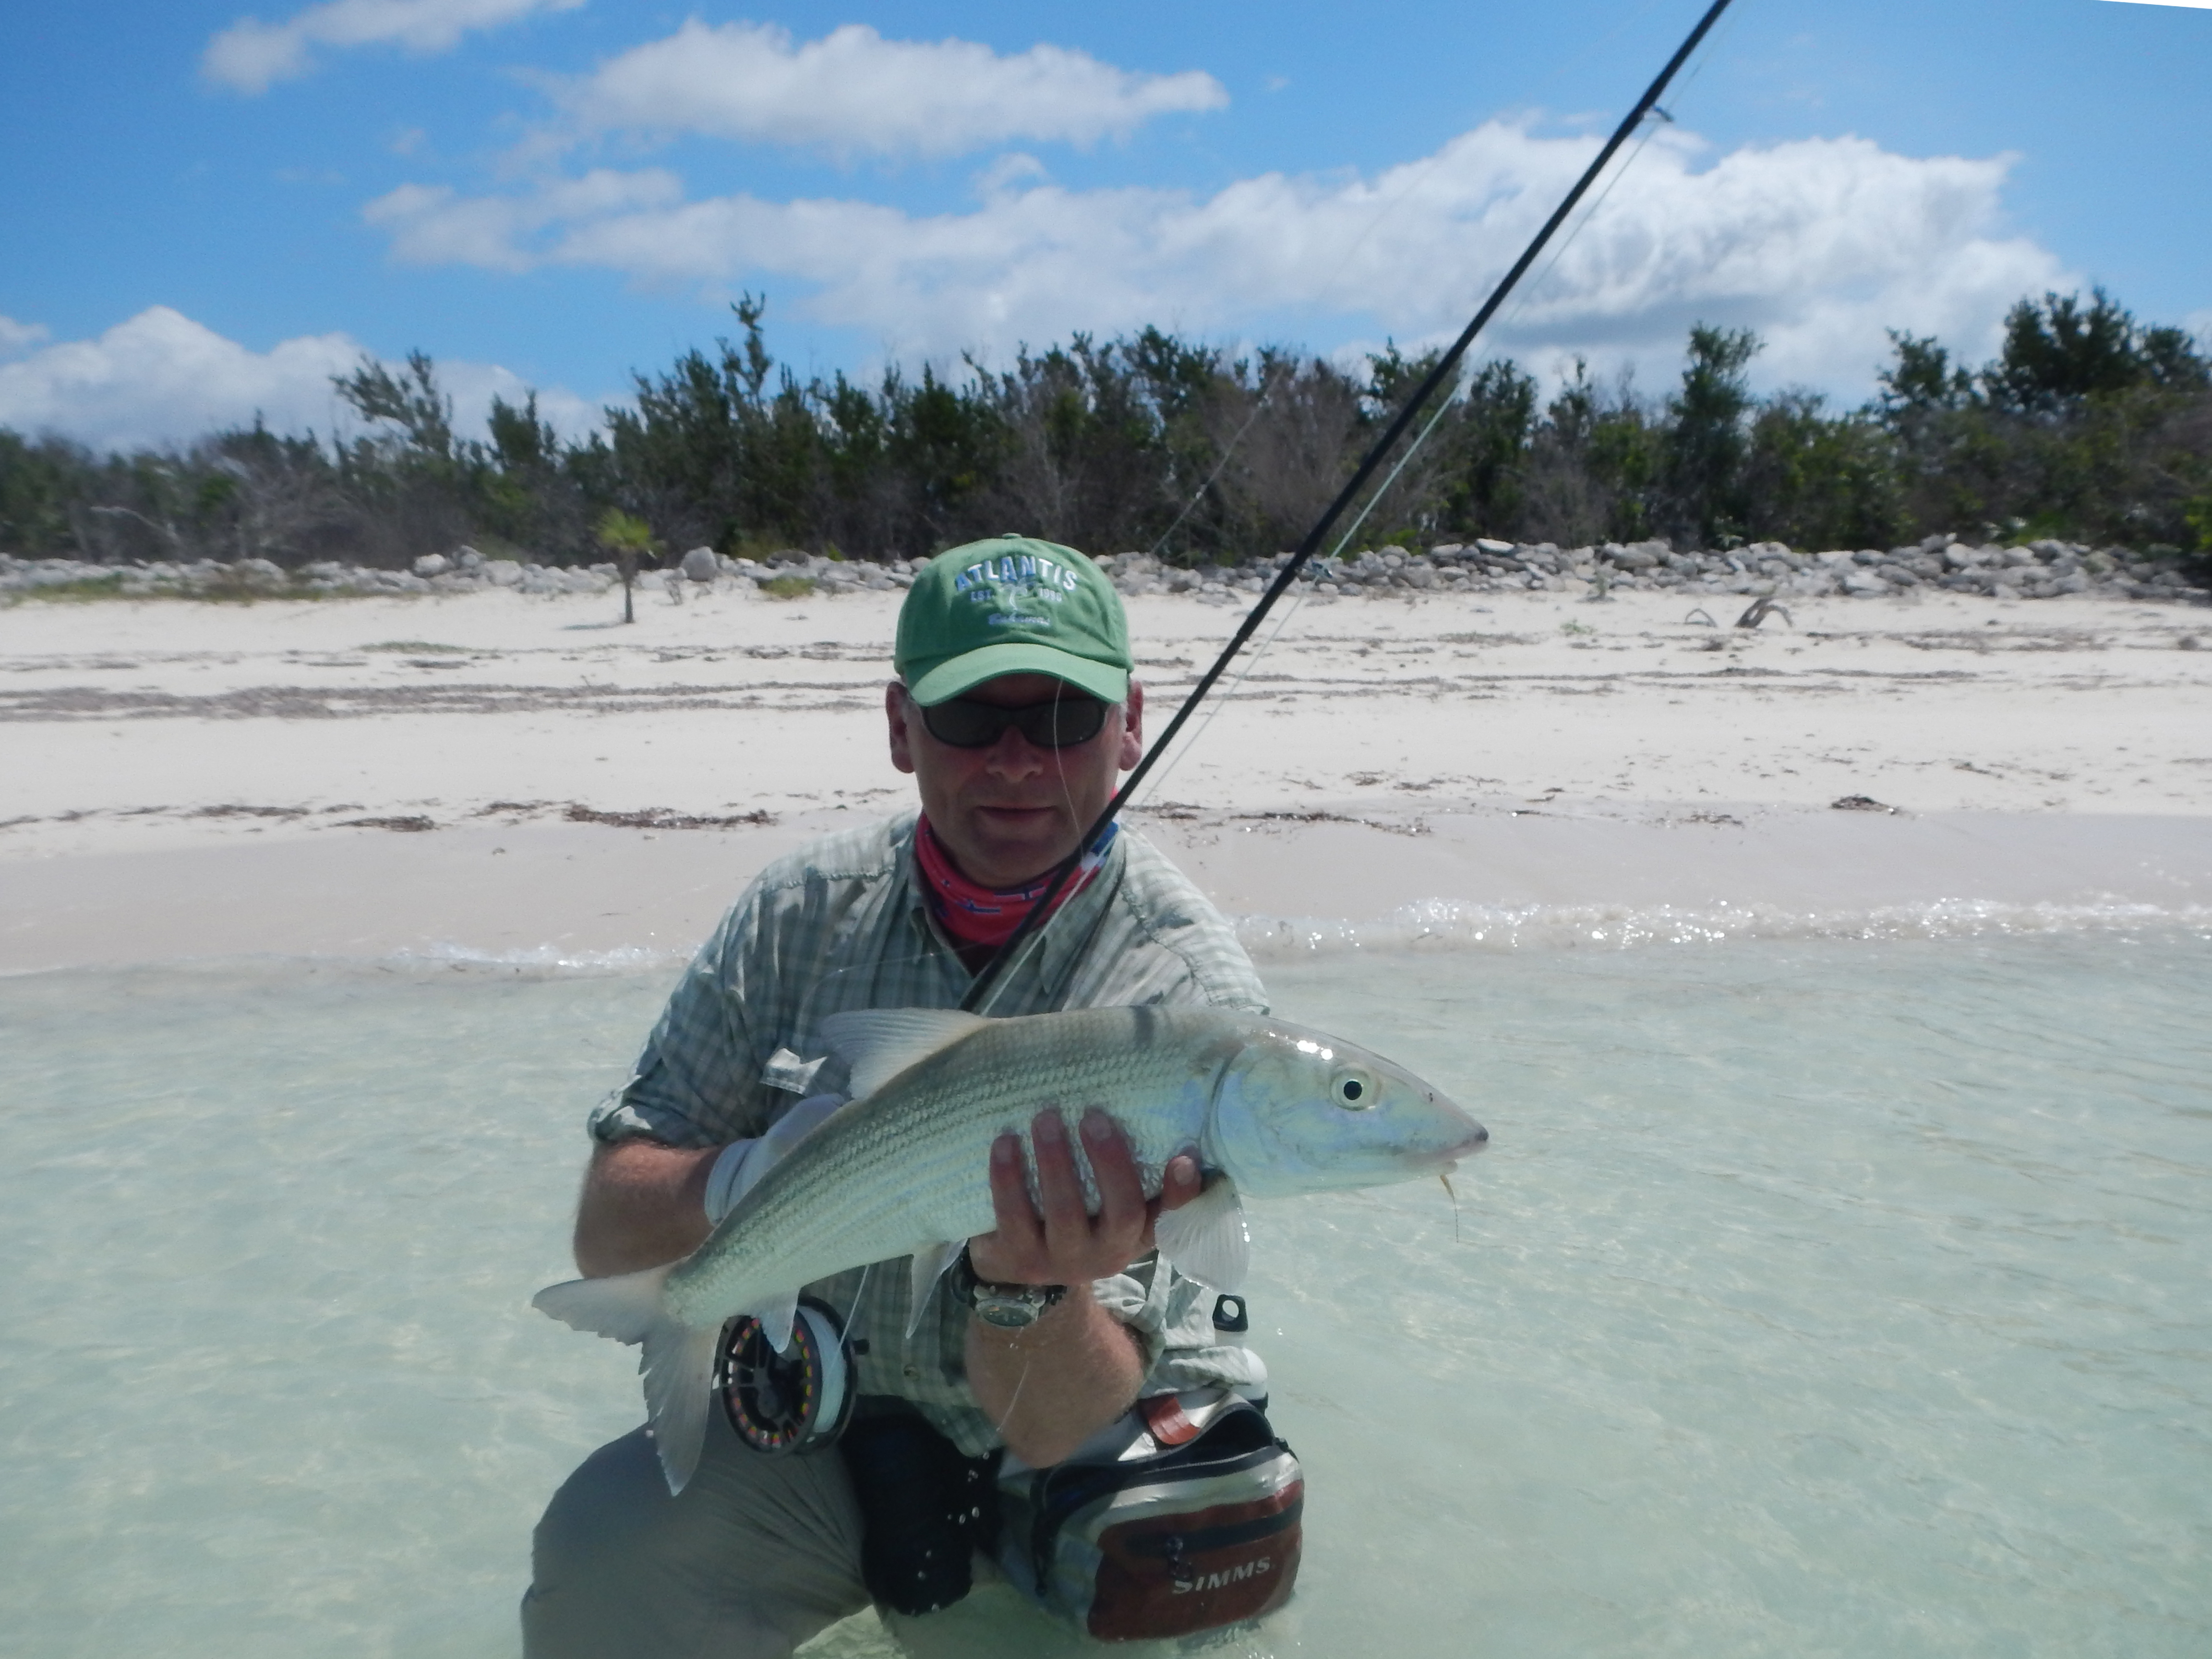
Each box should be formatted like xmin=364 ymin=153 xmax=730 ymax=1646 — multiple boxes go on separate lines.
xmin=3 ymin=938 xmax=2205 ymax=1658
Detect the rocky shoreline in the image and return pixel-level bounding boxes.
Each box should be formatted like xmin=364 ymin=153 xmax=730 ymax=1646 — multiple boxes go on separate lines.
xmin=2 ymin=532 xmax=2205 ymax=606
xmin=1108 ymin=536 xmax=2209 ymax=605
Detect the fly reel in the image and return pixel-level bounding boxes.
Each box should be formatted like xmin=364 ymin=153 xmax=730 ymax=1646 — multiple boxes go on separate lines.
xmin=717 ymin=1296 xmax=855 ymax=1455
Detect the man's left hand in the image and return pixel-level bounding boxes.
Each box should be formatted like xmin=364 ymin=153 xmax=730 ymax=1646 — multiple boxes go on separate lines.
xmin=966 ymin=1108 xmax=1200 ymax=1287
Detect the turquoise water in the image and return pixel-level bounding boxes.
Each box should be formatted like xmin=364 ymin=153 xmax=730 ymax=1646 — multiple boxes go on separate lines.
xmin=0 ymin=933 xmax=2207 ymax=1656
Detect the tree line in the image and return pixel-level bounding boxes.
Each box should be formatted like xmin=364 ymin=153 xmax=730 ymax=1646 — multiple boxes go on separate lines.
xmin=2 ymin=288 xmax=2206 ymax=575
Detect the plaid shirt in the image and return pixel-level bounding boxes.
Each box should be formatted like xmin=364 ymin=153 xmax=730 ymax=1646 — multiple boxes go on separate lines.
xmin=588 ymin=811 xmax=1271 ymax=1455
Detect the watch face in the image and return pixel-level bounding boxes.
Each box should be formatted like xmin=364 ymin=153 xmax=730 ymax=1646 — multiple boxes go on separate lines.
xmin=974 ymin=1296 xmax=1041 ymax=1330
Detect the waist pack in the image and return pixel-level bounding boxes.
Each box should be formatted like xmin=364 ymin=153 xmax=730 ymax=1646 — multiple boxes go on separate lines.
xmin=998 ymin=1392 xmax=1303 ymax=1643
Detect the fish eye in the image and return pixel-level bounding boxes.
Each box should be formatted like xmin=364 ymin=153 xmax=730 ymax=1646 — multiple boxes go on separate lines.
xmin=1332 ymin=1067 xmax=1377 ymax=1110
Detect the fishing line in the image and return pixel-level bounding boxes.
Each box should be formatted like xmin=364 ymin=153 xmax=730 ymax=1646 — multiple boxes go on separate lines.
xmin=1129 ymin=585 xmax=1310 ymax=811
xmin=964 ymin=127 xmax=1672 ymax=1003
xmin=994 ymin=1355 xmax=1036 ymax=1440
xmin=1131 ymin=101 xmax=1683 ymax=814
xmin=1130 ymin=385 xmax=1456 ymax=811
xmin=1123 ymin=19 xmax=1740 ymax=813
xmin=1274 ymin=0 xmax=1683 ymax=344
xmin=1134 ymin=0 xmax=1685 ymax=571
xmin=1139 ymin=372 xmax=1277 ymax=565
xmin=1495 ymin=114 xmax=1664 ymax=343
xmin=963 ymin=0 xmax=1742 ymax=1016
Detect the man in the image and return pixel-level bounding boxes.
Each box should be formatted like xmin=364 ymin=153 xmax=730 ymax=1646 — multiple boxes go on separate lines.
xmin=523 ymin=535 xmax=1268 ymax=1658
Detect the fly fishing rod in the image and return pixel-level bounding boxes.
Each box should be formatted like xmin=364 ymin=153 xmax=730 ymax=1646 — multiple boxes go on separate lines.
xmin=962 ymin=0 xmax=1739 ymax=1014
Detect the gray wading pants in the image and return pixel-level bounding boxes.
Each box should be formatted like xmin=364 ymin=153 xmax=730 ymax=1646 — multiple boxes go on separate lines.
xmin=522 ymin=1409 xmax=869 ymax=1659
xmin=524 ymin=1411 xmax=1118 ymax=1658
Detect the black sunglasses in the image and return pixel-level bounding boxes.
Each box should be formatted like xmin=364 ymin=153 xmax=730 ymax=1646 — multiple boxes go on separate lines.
xmin=920 ymin=693 xmax=1111 ymax=750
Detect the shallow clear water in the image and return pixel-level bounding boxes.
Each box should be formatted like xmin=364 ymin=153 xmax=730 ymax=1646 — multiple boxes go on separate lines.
xmin=1 ymin=933 xmax=2207 ymax=1657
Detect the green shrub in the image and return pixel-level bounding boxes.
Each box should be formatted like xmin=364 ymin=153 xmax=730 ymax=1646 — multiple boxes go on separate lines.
xmin=4 ymin=289 xmax=2204 ymax=570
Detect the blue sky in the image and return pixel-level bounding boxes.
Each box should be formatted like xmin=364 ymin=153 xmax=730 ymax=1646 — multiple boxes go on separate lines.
xmin=2 ymin=0 xmax=2206 ymax=452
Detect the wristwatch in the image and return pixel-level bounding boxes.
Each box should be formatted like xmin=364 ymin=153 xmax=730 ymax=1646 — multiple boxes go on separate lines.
xmin=952 ymin=1244 xmax=1067 ymax=1329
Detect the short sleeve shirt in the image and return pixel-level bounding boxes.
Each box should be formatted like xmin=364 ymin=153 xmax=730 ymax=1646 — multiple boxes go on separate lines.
xmin=588 ymin=811 xmax=1271 ymax=1455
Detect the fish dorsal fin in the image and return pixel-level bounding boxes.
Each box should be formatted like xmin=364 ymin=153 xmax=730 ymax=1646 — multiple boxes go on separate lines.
xmin=819 ymin=1008 xmax=991 ymax=1101
xmin=1154 ymin=1177 xmax=1250 ymax=1292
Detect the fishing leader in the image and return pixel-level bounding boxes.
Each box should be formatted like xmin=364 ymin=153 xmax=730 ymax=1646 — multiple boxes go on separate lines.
xmin=523 ymin=535 xmax=1271 ymax=1658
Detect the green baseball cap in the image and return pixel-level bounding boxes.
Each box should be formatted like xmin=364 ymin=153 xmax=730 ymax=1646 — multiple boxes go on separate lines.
xmin=896 ymin=534 xmax=1132 ymax=707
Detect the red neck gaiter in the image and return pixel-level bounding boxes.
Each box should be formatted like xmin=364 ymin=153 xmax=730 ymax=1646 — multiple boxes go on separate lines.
xmin=913 ymin=815 xmax=1118 ymax=950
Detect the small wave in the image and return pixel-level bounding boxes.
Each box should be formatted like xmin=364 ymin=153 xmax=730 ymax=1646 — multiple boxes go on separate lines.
xmin=388 ymin=941 xmax=689 ymax=974
xmin=1235 ymin=895 xmax=2212 ymax=959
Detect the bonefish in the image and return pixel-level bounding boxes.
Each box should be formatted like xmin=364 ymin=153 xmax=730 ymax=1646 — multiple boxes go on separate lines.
xmin=535 ymin=1004 xmax=1487 ymax=1491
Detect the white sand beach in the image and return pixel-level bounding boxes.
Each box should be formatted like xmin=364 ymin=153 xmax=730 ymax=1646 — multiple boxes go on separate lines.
xmin=3 ymin=580 xmax=2209 ymax=973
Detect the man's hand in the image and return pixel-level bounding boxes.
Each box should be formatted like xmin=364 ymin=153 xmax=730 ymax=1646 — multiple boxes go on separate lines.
xmin=966 ymin=1108 xmax=1201 ymax=1286
xmin=962 ymin=1109 xmax=1202 ymax=1467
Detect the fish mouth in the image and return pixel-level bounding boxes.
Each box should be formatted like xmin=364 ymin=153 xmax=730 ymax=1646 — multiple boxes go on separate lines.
xmin=1437 ymin=1122 xmax=1490 ymax=1166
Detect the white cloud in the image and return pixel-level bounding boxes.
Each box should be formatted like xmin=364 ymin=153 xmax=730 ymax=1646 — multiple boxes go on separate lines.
xmin=365 ymin=120 xmax=2073 ymax=397
xmin=204 ymin=0 xmax=584 ymax=95
xmin=364 ymin=168 xmax=683 ymax=272
xmin=543 ymin=20 xmax=1226 ymax=160
xmin=0 ymin=306 xmax=600 ymax=454
xmin=0 ymin=315 xmax=52 ymax=358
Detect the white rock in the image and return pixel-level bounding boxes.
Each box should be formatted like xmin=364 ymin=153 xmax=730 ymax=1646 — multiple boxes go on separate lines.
xmin=680 ymin=546 xmax=720 ymax=582
xmin=485 ymin=560 xmax=522 ymax=587
xmin=413 ymin=553 xmax=450 ymax=577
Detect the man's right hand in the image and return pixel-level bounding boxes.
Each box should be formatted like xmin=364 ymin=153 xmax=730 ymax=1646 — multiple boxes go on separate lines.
xmin=966 ymin=1108 xmax=1202 ymax=1287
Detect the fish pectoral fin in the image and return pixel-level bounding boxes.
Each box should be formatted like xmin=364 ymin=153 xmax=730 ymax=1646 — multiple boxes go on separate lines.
xmin=819 ymin=1008 xmax=991 ymax=1101
xmin=905 ymin=1240 xmax=965 ymax=1336
xmin=639 ymin=1317 xmax=723 ymax=1496
xmin=532 ymin=1264 xmax=673 ymax=1343
xmin=1154 ymin=1177 xmax=1250 ymax=1292
xmin=745 ymin=1292 xmax=800 ymax=1356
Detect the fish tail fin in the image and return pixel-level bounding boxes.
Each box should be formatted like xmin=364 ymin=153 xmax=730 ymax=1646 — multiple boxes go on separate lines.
xmin=638 ymin=1321 xmax=722 ymax=1495
xmin=533 ymin=1264 xmax=672 ymax=1341
xmin=532 ymin=1266 xmax=721 ymax=1495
